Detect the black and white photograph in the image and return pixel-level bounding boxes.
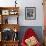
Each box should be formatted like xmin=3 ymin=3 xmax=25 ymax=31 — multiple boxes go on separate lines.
xmin=25 ymin=7 xmax=36 ymax=20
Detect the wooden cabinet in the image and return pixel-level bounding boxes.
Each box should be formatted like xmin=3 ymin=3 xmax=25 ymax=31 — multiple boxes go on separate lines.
xmin=0 ymin=7 xmax=19 ymax=46
xmin=2 ymin=41 xmax=19 ymax=46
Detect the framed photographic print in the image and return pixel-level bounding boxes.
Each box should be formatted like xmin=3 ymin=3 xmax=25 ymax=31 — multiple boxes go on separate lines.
xmin=2 ymin=10 xmax=9 ymax=15
xmin=25 ymin=7 xmax=36 ymax=20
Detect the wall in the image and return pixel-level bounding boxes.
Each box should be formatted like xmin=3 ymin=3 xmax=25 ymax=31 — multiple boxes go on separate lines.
xmin=18 ymin=0 xmax=43 ymax=26
xmin=0 ymin=0 xmax=43 ymax=26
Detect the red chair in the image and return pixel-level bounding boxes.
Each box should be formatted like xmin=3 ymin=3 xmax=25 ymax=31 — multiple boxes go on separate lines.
xmin=21 ymin=28 xmax=41 ymax=46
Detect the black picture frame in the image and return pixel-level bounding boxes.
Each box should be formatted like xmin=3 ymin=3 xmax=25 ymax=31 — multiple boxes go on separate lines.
xmin=25 ymin=7 xmax=36 ymax=20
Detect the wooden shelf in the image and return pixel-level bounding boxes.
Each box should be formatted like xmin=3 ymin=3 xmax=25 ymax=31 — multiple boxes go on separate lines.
xmin=0 ymin=40 xmax=19 ymax=46
xmin=0 ymin=7 xmax=19 ymax=10
xmin=0 ymin=7 xmax=19 ymax=46
xmin=2 ymin=40 xmax=19 ymax=42
xmin=0 ymin=24 xmax=20 ymax=32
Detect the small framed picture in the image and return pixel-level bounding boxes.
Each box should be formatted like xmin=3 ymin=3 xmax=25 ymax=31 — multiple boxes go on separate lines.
xmin=2 ymin=10 xmax=9 ymax=15
xmin=25 ymin=7 xmax=36 ymax=20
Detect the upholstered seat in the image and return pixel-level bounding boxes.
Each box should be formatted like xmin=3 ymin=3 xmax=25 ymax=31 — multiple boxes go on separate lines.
xmin=21 ymin=28 xmax=41 ymax=46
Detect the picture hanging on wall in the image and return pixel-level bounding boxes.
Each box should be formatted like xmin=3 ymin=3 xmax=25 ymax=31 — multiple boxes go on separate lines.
xmin=25 ymin=7 xmax=36 ymax=20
